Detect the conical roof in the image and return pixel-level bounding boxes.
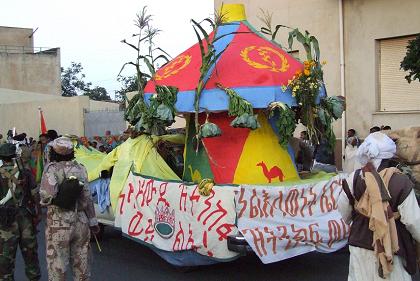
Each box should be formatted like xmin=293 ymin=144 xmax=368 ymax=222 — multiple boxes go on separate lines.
xmin=144 ymin=5 xmax=306 ymax=113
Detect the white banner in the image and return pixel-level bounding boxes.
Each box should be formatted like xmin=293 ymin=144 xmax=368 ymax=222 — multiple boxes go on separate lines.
xmin=114 ymin=173 xmax=239 ymax=260
xmin=236 ymin=175 xmax=349 ymax=264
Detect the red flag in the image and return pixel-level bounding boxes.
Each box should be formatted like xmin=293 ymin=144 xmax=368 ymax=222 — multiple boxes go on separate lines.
xmin=39 ymin=107 xmax=47 ymax=134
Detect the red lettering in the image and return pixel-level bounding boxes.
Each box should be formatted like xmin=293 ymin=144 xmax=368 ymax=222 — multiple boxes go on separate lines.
xmin=249 ymin=228 xmax=267 ymax=257
xmin=157 ymin=182 xmax=169 ymax=207
xmin=327 ymin=219 xmax=342 ymax=248
xmin=197 ymin=190 xmax=215 ymax=222
xmin=216 ymin=224 xmax=236 ymax=241
xmin=237 ymin=187 xmax=248 ymax=218
xmin=249 ymin=189 xmax=262 ymax=218
xmin=285 ymin=189 xmax=299 ymax=217
xmin=185 ymin=224 xmax=194 ymax=249
xmin=178 ymin=184 xmax=188 ymax=212
xmin=118 ymin=193 xmax=126 ymax=215
xmin=127 ymin=182 xmax=135 ymax=204
xmin=308 ymin=223 xmax=322 ymax=245
xmin=128 ymin=211 xmax=144 ymax=236
xmin=189 ymin=185 xmax=200 ymax=216
xmin=264 ymin=227 xmax=277 ymax=254
xmin=307 ymin=187 xmax=317 ymax=216
xmin=142 ymin=179 xmax=157 ymax=207
xmin=271 ymin=191 xmax=286 ymax=216
xmin=144 ymin=218 xmax=155 ymax=242
xmin=173 ymin=222 xmax=185 ymax=251
xmin=202 ymin=200 xmax=227 ymax=231
xmin=261 ymin=190 xmax=271 ymax=218
xmin=299 ymin=188 xmax=308 ymax=217
xmin=291 ymin=224 xmax=308 ymax=248
xmin=320 ymin=184 xmax=333 ymax=213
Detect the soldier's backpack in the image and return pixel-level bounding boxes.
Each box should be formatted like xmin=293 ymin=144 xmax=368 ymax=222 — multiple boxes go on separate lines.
xmin=52 ymin=175 xmax=83 ymax=211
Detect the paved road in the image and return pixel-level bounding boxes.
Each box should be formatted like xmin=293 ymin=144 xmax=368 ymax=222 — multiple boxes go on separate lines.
xmin=15 ymin=222 xmax=420 ymax=281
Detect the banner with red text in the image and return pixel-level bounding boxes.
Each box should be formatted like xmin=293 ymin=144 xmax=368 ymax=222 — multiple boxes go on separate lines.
xmin=114 ymin=172 xmax=240 ymax=260
xmin=236 ymin=175 xmax=349 ymax=264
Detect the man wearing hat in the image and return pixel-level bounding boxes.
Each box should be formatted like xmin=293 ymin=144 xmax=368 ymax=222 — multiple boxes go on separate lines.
xmin=0 ymin=143 xmax=41 ymax=281
xmin=338 ymin=132 xmax=420 ymax=281
xmin=40 ymin=137 xmax=99 ymax=281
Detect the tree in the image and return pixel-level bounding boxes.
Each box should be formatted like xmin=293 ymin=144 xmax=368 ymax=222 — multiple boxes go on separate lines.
xmin=115 ymin=75 xmax=140 ymax=103
xmin=401 ymin=35 xmax=420 ymax=83
xmin=61 ymin=62 xmax=92 ymax=97
xmin=84 ymin=86 xmax=111 ymax=101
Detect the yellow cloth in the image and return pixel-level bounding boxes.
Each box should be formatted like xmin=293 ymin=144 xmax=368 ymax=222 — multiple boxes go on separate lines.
xmin=233 ymin=114 xmax=299 ymax=184
xmin=355 ymin=166 xmax=400 ymax=278
xmin=79 ymin=134 xmax=184 ymax=212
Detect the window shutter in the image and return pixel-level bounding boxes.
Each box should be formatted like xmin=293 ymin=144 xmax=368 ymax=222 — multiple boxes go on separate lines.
xmin=379 ymin=36 xmax=420 ymax=111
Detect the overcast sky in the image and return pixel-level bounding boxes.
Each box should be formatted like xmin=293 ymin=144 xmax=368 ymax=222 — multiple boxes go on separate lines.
xmin=1 ymin=0 xmax=214 ymax=98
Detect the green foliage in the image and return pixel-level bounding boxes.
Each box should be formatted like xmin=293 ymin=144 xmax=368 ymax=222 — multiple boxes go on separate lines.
xmin=259 ymin=10 xmax=347 ymax=152
xmin=121 ymin=6 xmax=176 ymax=135
xmin=130 ymin=85 xmax=178 ymax=136
xmin=400 ymin=35 xmax=420 ymax=83
xmin=84 ymin=86 xmax=111 ymax=101
xmin=216 ymin=83 xmax=260 ymax=130
xmin=268 ymin=102 xmax=297 ymax=147
xmin=199 ymin=114 xmax=222 ymax=138
xmin=61 ymin=62 xmax=92 ymax=97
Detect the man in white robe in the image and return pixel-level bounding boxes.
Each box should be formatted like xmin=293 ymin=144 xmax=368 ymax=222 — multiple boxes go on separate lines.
xmin=338 ymin=132 xmax=420 ymax=281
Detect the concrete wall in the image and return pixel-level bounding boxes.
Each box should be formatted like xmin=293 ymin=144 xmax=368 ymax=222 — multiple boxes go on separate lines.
xmin=0 ymin=26 xmax=61 ymax=96
xmin=0 ymin=49 xmax=61 ymax=95
xmin=89 ymin=100 xmax=120 ymax=111
xmin=0 ymin=96 xmax=87 ymax=138
xmin=215 ymin=1 xmax=420 ymax=140
xmin=343 ymin=0 xmax=420 ymax=138
xmin=0 ymin=26 xmax=33 ymax=49
xmin=0 ymin=93 xmax=123 ymax=138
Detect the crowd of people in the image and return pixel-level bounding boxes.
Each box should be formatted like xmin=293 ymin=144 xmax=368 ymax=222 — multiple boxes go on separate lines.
xmin=295 ymin=125 xmax=394 ymax=175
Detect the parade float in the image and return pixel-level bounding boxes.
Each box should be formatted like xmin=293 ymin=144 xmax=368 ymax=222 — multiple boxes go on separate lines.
xmin=76 ymin=4 xmax=349 ymax=266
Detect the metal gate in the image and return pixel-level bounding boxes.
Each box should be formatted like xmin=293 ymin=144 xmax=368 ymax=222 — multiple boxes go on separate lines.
xmin=83 ymin=109 xmax=126 ymax=137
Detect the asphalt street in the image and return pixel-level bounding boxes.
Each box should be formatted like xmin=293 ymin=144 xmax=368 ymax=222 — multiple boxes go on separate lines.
xmin=15 ymin=222 xmax=420 ymax=281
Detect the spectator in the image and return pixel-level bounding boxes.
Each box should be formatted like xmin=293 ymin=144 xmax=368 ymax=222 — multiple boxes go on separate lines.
xmin=347 ymin=129 xmax=360 ymax=147
xmin=382 ymin=125 xmax=392 ymax=131
xmin=312 ymin=138 xmax=337 ymax=173
xmin=296 ymin=131 xmax=314 ymax=172
xmin=343 ymin=137 xmax=362 ymax=174
xmin=0 ymin=134 xmax=5 ymax=144
xmin=369 ymin=126 xmax=381 ymax=134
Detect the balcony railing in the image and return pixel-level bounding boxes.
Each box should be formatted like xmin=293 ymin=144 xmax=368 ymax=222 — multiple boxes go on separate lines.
xmin=0 ymin=45 xmax=58 ymax=54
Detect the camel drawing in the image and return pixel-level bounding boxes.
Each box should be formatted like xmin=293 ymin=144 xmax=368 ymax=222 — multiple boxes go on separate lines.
xmin=188 ymin=165 xmax=202 ymax=183
xmin=256 ymin=161 xmax=285 ymax=183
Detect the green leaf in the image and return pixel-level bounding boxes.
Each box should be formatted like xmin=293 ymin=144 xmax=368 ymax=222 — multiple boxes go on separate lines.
xmin=192 ymin=26 xmax=206 ymax=60
xmin=192 ymin=19 xmax=210 ymax=47
xmin=310 ymin=36 xmax=320 ymax=61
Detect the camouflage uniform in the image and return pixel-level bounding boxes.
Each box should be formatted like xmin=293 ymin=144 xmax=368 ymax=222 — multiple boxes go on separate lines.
xmin=40 ymin=160 xmax=98 ymax=281
xmin=0 ymin=145 xmax=41 ymax=281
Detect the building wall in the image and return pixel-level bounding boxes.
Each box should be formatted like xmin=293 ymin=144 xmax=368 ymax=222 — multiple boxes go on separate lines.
xmin=215 ymin=1 xmax=420 ymax=139
xmin=0 ymin=96 xmax=87 ymax=138
xmin=0 ymin=26 xmax=33 ymax=49
xmin=0 ymin=94 xmax=123 ymax=138
xmin=0 ymin=26 xmax=61 ymax=96
xmin=343 ymin=0 xmax=420 ymax=137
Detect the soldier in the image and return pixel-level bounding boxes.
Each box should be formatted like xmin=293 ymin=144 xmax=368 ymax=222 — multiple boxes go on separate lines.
xmin=40 ymin=137 xmax=99 ymax=281
xmin=0 ymin=143 xmax=41 ymax=281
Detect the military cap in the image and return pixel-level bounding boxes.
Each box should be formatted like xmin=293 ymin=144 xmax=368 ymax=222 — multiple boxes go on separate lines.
xmin=0 ymin=143 xmax=16 ymax=157
xmin=51 ymin=137 xmax=74 ymax=155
